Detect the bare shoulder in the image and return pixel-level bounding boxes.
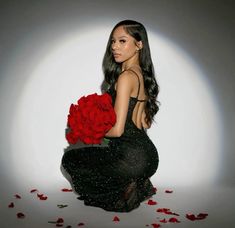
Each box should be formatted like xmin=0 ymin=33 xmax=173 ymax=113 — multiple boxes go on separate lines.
xmin=118 ymin=70 xmax=137 ymax=82
xmin=115 ymin=71 xmax=136 ymax=90
xmin=119 ymin=68 xmax=144 ymax=87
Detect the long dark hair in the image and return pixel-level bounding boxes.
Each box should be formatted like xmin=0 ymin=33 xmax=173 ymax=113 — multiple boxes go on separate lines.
xmin=102 ymin=19 xmax=160 ymax=126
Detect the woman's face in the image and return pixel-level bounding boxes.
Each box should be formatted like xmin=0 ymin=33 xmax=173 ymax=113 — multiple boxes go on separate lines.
xmin=111 ymin=26 xmax=141 ymax=64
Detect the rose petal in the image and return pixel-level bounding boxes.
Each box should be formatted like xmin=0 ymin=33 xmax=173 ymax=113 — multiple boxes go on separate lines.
xmin=61 ymin=188 xmax=73 ymax=192
xmin=56 ymin=224 xmax=63 ymax=227
xmin=17 ymin=212 xmax=25 ymax=218
xmin=113 ymin=216 xmax=120 ymax=222
xmin=37 ymin=193 xmax=48 ymax=200
xmin=30 ymin=189 xmax=38 ymax=193
xmin=147 ymin=199 xmax=157 ymax=205
xmin=156 ymin=208 xmax=170 ymax=213
xmin=56 ymin=218 xmax=64 ymax=223
xmin=169 ymin=217 xmax=180 ymax=223
xmin=8 ymin=202 xmax=14 ymax=208
xmin=186 ymin=213 xmax=196 ymax=221
xmin=78 ymin=223 xmax=85 ymax=226
xmin=159 ymin=218 xmax=167 ymax=223
xmin=165 ymin=190 xmax=173 ymax=193
xmin=40 ymin=196 xmax=48 ymax=200
xmin=156 ymin=208 xmax=179 ymax=216
xmin=186 ymin=213 xmax=208 ymax=221
xmin=165 ymin=211 xmax=180 ymax=216
xmin=197 ymin=213 xmax=208 ymax=219
xmin=156 ymin=208 xmax=169 ymax=213
xmin=39 ymin=196 xmax=47 ymax=200
xmin=152 ymin=187 xmax=157 ymax=193
xmin=151 ymin=223 xmax=161 ymax=228
xmin=14 ymin=194 xmax=21 ymax=199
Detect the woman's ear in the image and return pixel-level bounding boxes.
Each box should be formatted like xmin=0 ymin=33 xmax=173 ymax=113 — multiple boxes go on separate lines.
xmin=136 ymin=40 xmax=143 ymax=50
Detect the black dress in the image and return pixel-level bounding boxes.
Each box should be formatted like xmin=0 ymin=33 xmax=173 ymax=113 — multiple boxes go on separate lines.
xmin=61 ymin=69 xmax=159 ymax=212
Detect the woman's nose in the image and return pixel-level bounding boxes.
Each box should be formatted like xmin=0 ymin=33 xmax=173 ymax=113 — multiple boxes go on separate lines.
xmin=112 ymin=42 xmax=118 ymax=51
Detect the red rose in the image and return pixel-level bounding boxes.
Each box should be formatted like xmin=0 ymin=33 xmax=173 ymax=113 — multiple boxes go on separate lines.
xmin=66 ymin=93 xmax=116 ymax=144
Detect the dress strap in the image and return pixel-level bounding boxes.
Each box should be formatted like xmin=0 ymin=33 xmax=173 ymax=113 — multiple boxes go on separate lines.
xmin=122 ymin=69 xmax=146 ymax=102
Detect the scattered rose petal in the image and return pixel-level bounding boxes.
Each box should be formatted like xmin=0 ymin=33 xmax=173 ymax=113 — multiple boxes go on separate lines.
xmin=165 ymin=190 xmax=173 ymax=193
xmin=37 ymin=193 xmax=48 ymax=200
xmin=8 ymin=202 xmax=14 ymax=208
xmin=56 ymin=218 xmax=64 ymax=223
xmin=151 ymin=223 xmax=161 ymax=228
xmin=159 ymin=218 xmax=167 ymax=223
xmin=165 ymin=211 xmax=179 ymax=216
xmin=169 ymin=217 xmax=180 ymax=223
xmin=156 ymin=208 xmax=169 ymax=213
xmin=48 ymin=217 xmax=65 ymax=225
xmin=186 ymin=213 xmax=208 ymax=221
xmin=198 ymin=213 xmax=209 ymax=219
xmin=152 ymin=187 xmax=157 ymax=193
xmin=40 ymin=195 xmax=48 ymax=200
xmin=156 ymin=208 xmax=179 ymax=216
xmin=186 ymin=214 xmax=196 ymax=221
xmin=147 ymin=199 xmax=157 ymax=205
xmin=14 ymin=194 xmax=21 ymax=199
xmin=17 ymin=212 xmax=25 ymax=218
xmin=113 ymin=216 xmax=120 ymax=222
xmin=30 ymin=189 xmax=38 ymax=193
xmin=78 ymin=222 xmax=85 ymax=226
xmin=66 ymin=226 xmax=72 ymax=228
xmin=61 ymin=188 xmax=73 ymax=192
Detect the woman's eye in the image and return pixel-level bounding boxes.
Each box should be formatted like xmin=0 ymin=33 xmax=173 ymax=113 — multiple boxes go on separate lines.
xmin=111 ymin=39 xmax=126 ymax=44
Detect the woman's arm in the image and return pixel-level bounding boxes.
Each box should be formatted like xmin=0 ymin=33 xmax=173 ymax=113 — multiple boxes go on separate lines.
xmin=105 ymin=71 xmax=134 ymax=137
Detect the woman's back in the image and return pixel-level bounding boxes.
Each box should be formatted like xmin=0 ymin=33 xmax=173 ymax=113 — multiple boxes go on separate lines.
xmin=114 ymin=66 xmax=149 ymax=130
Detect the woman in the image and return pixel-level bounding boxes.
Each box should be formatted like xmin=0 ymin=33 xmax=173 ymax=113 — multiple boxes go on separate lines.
xmin=61 ymin=20 xmax=160 ymax=212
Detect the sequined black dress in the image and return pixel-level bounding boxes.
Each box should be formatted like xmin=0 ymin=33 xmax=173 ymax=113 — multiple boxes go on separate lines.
xmin=61 ymin=70 xmax=159 ymax=212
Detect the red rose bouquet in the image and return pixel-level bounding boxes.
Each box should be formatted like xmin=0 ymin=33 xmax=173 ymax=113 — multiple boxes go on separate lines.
xmin=66 ymin=93 xmax=116 ymax=145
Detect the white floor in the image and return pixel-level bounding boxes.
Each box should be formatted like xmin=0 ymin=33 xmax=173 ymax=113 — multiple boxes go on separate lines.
xmin=1 ymin=179 xmax=234 ymax=228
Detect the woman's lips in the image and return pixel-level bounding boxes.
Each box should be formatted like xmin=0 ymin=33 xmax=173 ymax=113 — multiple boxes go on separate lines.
xmin=113 ymin=53 xmax=121 ymax=57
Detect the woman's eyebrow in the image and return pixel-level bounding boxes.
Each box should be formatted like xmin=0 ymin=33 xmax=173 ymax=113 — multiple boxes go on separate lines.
xmin=112 ymin=35 xmax=128 ymax=39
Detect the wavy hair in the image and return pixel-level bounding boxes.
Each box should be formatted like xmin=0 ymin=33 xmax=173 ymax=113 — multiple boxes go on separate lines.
xmin=102 ymin=20 xmax=160 ymax=126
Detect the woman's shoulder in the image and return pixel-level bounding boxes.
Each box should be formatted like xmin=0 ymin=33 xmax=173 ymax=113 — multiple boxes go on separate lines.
xmin=114 ymin=70 xmax=137 ymax=90
xmin=117 ymin=69 xmax=142 ymax=84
